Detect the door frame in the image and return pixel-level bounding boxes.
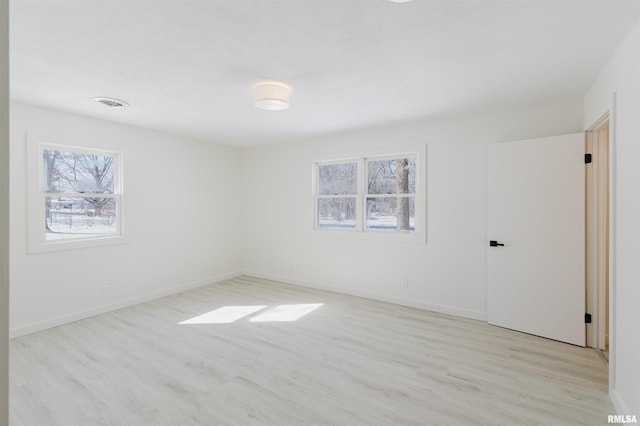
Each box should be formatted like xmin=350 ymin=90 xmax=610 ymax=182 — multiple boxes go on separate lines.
xmin=585 ymin=98 xmax=617 ymax=398
xmin=585 ymin=113 xmax=610 ymax=351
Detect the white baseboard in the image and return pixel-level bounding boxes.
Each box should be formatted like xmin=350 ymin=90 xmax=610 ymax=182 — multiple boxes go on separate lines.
xmin=11 ymin=270 xmax=487 ymax=338
xmin=609 ymin=388 xmax=631 ymax=415
xmin=10 ymin=271 xmax=242 ymax=338
xmin=242 ymin=271 xmax=487 ymax=322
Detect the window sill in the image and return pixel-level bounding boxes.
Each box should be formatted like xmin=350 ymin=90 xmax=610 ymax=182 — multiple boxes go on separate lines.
xmin=28 ymin=235 xmax=129 ymax=254
xmin=310 ymin=228 xmax=426 ymax=244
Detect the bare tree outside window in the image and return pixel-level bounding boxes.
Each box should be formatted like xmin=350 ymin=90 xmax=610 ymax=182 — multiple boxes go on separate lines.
xmin=315 ymin=154 xmax=417 ymax=233
xmin=397 ymin=158 xmax=410 ymax=230
xmin=42 ymin=147 xmax=120 ymax=240
xmin=316 ymin=162 xmax=357 ymax=229
xmin=366 ymin=156 xmax=416 ymax=232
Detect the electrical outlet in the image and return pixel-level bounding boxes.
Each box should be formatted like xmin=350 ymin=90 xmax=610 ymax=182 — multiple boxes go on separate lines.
xmin=102 ymin=284 xmax=110 ymax=296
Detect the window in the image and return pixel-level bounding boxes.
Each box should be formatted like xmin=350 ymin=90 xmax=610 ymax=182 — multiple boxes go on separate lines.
xmin=316 ymin=161 xmax=358 ymax=230
xmin=28 ymin=141 xmax=123 ymax=252
xmin=314 ymin=152 xmax=421 ymax=237
xmin=366 ymin=156 xmax=416 ymax=232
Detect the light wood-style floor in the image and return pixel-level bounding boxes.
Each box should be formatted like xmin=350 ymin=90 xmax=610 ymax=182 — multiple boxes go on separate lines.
xmin=10 ymin=276 xmax=612 ymax=425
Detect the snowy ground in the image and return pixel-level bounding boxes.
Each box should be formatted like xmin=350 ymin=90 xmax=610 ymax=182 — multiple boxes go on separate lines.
xmin=318 ymin=214 xmax=415 ymax=232
xmin=46 ymin=211 xmax=116 ymax=240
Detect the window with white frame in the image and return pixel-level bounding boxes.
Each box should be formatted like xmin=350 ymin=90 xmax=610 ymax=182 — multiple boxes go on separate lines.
xmin=37 ymin=144 xmax=122 ymax=244
xmin=366 ymin=156 xmax=416 ymax=232
xmin=315 ymin=153 xmax=418 ymax=234
xmin=316 ymin=161 xmax=358 ymax=230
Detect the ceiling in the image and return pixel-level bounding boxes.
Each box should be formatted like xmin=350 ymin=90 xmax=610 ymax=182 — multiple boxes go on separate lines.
xmin=10 ymin=0 xmax=640 ymax=147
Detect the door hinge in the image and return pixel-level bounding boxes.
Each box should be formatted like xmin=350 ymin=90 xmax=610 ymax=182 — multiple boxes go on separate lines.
xmin=585 ymin=153 xmax=592 ymax=164
xmin=585 ymin=313 xmax=592 ymax=324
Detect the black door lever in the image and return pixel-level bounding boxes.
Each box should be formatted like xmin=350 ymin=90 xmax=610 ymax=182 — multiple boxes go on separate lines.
xmin=489 ymin=240 xmax=505 ymax=247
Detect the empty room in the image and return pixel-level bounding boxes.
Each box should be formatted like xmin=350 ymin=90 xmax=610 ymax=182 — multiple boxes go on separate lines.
xmin=1 ymin=0 xmax=640 ymax=425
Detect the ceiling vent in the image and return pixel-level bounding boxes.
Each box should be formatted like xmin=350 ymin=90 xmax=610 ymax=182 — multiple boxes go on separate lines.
xmin=94 ymin=97 xmax=129 ymax=108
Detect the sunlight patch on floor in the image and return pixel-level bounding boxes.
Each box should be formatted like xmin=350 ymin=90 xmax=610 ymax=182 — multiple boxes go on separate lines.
xmin=250 ymin=304 xmax=324 ymax=322
xmin=178 ymin=305 xmax=267 ymax=324
xmin=179 ymin=304 xmax=323 ymax=325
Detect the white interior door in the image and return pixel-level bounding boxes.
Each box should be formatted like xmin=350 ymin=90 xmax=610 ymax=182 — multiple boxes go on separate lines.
xmin=487 ymin=133 xmax=585 ymax=346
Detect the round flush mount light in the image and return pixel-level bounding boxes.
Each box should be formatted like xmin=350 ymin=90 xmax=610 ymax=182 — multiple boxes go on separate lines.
xmin=94 ymin=97 xmax=129 ymax=108
xmin=254 ymin=81 xmax=291 ymax=111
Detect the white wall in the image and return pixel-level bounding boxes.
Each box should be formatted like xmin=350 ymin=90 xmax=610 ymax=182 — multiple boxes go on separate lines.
xmin=0 ymin=0 xmax=8 ymax=422
xmin=9 ymin=102 xmax=242 ymax=336
xmin=583 ymin=20 xmax=640 ymax=416
xmin=240 ymin=100 xmax=583 ymax=320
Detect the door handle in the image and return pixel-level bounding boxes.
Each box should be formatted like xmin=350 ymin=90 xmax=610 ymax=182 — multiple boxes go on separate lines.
xmin=489 ymin=240 xmax=505 ymax=247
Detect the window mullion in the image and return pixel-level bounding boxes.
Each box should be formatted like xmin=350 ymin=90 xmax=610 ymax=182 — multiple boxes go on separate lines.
xmin=42 ymin=192 xmax=116 ymax=198
xmin=316 ymin=194 xmax=356 ymax=199
xmin=357 ymin=157 xmax=366 ymax=232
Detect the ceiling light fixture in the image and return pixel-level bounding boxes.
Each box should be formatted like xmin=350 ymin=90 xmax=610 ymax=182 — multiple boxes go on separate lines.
xmin=254 ymin=81 xmax=291 ymax=111
xmin=94 ymin=97 xmax=129 ymax=108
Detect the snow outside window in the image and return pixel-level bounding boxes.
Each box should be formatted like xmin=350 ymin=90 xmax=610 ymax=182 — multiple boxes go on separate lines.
xmin=366 ymin=156 xmax=416 ymax=233
xmin=315 ymin=153 xmax=418 ymax=235
xmin=316 ymin=161 xmax=358 ymax=230
xmin=28 ymin=141 xmax=124 ymax=253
